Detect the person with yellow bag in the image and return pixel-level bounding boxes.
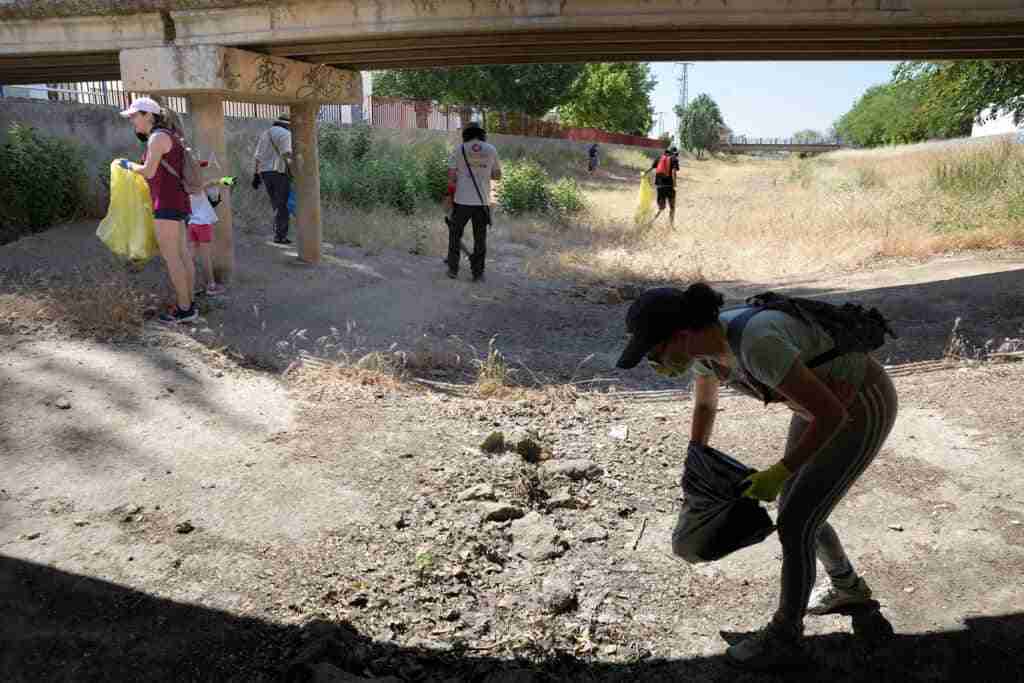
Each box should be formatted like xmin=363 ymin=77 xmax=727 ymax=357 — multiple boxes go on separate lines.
xmin=644 ymin=146 xmax=680 ymax=227
xmin=96 ymin=161 xmax=161 ymax=263
xmin=114 ymin=97 xmax=197 ymax=324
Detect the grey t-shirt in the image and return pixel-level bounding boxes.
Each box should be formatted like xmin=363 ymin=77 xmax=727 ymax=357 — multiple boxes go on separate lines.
xmin=254 ymin=125 xmax=292 ymax=174
xmin=449 ymin=141 xmax=501 ymax=206
xmin=693 ymin=307 xmax=868 ymax=399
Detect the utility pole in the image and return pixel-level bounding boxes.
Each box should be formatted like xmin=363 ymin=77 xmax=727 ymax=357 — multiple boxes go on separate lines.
xmin=676 ymin=62 xmax=692 ymax=111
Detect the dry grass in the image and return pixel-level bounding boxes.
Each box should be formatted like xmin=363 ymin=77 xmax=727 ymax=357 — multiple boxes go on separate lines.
xmin=0 ymin=266 xmax=146 ymax=338
xmin=320 ymin=202 xmax=449 ymax=257
xmin=518 ymin=137 xmax=1024 ymax=284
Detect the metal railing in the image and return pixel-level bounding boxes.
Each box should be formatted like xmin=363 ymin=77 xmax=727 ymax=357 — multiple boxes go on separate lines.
xmin=725 ymin=135 xmax=845 ymax=146
xmin=0 ymin=81 xmax=362 ymax=124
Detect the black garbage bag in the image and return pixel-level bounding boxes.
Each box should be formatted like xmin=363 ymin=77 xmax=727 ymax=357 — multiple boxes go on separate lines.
xmin=672 ymin=442 xmax=775 ymax=563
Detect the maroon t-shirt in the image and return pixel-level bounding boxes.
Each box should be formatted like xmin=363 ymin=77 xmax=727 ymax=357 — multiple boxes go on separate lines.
xmin=142 ymin=129 xmax=190 ymax=215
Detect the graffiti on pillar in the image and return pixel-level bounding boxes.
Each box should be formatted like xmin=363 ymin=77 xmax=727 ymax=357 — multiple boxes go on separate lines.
xmin=296 ymin=63 xmax=352 ymax=100
xmin=218 ymin=54 xmax=241 ymax=91
xmin=251 ymin=56 xmax=288 ymax=94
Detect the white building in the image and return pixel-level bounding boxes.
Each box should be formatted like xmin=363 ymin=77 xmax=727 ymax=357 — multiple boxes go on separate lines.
xmin=971 ymin=107 xmax=1024 ymax=139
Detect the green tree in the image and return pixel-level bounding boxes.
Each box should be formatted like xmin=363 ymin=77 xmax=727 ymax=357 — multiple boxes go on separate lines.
xmin=372 ymin=65 xmax=584 ymax=117
xmin=556 ymin=63 xmax=657 ymax=135
xmin=896 ymin=60 xmax=1024 ymax=126
xmin=792 ymin=129 xmax=824 ymax=143
xmin=834 ymin=74 xmax=972 ymax=148
xmin=676 ymin=93 xmax=724 ymax=159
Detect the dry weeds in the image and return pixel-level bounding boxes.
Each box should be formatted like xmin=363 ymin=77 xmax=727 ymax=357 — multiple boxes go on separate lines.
xmin=0 ymin=266 xmax=145 ymax=338
xmin=519 ymin=137 xmax=1024 ymax=284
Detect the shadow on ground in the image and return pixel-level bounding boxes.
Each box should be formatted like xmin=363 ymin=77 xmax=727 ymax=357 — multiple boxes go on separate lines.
xmin=3 ymin=555 xmax=1023 ymax=683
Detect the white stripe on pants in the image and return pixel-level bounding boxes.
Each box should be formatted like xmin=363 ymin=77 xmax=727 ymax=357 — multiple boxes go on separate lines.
xmin=774 ymin=360 xmax=899 ymax=632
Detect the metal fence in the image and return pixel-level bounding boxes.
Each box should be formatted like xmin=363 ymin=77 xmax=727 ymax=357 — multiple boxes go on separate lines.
xmin=0 ymin=81 xmax=361 ymax=124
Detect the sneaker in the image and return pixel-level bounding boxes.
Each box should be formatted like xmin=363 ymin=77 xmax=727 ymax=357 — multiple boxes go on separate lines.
xmin=446 ymin=270 xmax=458 ymax=280
xmin=273 ymin=237 xmax=293 ymax=245
xmin=205 ymin=283 xmax=226 ymax=296
xmin=807 ymin=577 xmax=873 ymax=615
xmin=726 ymin=622 xmax=803 ymax=672
xmin=159 ymin=304 xmax=198 ymax=325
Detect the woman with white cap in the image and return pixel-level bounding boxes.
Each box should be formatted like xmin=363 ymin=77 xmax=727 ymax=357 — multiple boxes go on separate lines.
xmin=116 ymin=97 xmax=196 ymax=324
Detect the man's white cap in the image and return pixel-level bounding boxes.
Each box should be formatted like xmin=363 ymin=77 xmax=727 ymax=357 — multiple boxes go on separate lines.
xmin=120 ymin=97 xmax=161 ymax=117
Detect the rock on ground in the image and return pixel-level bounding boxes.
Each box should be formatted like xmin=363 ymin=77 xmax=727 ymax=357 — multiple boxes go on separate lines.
xmin=539 ymin=572 xmax=577 ymax=614
xmin=539 ymin=459 xmax=603 ymax=481
xmin=510 ymin=512 xmax=567 ymax=561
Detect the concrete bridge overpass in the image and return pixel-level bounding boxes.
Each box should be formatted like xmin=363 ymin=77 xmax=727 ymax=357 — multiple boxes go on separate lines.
xmin=3 ymin=1 xmax=1024 ymax=83
xmin=2 ymin=0 xmax=1023 ymax=279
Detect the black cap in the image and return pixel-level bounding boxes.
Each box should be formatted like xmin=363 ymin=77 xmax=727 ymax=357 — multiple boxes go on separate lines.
xmin=462 ymin=122 xmax=486 ymax=142
xmin=616 ymin=287 xmax=688 ymax=369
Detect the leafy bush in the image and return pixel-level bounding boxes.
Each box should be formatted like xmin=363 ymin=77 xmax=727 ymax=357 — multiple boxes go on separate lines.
xmin=497 ymin=160 xmax=550 ymax=215
xmin=932 ymin=140 xmax=1022 ymax=196
xmin=0 ymin=124 xmax=88 ymax=244
xmin=548 ymin=177 xmax=586 ymax=219
xmin=317 ymin=125 xmax=447 ymax=214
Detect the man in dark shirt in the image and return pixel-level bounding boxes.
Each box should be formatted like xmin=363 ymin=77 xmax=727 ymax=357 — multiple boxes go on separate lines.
xmin=645 ymin=146 xmax=680 ymax=226
xmin=587 ymin=143 xmax=599 ymax=174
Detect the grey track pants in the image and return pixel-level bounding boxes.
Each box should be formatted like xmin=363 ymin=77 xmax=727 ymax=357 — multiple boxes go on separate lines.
xmin=774 ymin=358 xmax=898 ymax=631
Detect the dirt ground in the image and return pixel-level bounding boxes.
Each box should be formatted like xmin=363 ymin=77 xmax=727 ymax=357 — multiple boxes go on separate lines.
xmin=2 ymin=195 xmax=1024 ymax=682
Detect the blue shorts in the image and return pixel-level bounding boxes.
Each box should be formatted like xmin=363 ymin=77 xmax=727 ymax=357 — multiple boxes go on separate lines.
xmin=154 ymin=208 xmax=189 ymax=221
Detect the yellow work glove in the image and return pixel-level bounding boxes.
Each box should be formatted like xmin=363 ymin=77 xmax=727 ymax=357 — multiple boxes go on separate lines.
xmin=741 ymin=461 xmax=792 ymax=502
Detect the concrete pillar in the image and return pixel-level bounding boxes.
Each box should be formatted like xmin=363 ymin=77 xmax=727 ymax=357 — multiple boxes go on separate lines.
xmin=189 ymin=93 xmax=234 ymax=283
xmin=291 ymin=102 xmax=322 ymax=265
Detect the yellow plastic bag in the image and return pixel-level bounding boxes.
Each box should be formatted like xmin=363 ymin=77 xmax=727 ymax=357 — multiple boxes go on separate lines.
xmin=96 ymin=162 xmax=160 ymax=263
xmin=633 ymin=174 xmax=655 ymax=226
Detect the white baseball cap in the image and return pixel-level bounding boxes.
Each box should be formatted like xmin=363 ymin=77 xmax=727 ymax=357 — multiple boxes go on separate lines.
xmin=120 ymin=97 xmax=161 ymax=117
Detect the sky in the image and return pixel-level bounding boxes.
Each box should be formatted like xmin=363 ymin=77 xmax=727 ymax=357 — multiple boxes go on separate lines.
xmin=648 ymin=62 xmax=898 ymax=140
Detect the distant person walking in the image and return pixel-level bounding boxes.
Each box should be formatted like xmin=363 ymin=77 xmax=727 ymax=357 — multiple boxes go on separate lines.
xmin=587 ymin=143 xmax=600 ymax=174
xmin=445 ymin=123 xmax=501 ymax=282
xmin=252 ymin=114 xmax=293 ymax=245
xmin=645 ymin=146 xmax=680 ymax=226
xmin=116 ymin=97 xmax=196 ymax=324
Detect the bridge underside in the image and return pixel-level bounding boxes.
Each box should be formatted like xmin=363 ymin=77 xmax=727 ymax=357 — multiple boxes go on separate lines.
xmin=3 ymin=0 xmax=1024 ymax=83
xmin=5 ymin=25 xmax=1024 ymax=84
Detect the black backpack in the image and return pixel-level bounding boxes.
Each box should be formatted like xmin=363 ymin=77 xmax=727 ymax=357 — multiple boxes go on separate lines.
xmin=725 ymin=292 xmax=897 ymax=404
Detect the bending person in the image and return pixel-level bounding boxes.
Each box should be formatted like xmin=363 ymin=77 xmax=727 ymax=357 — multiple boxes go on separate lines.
xmin=616 ymin=284 xmax=897 ymax=671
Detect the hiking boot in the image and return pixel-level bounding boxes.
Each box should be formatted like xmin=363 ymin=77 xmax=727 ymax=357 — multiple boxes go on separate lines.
xmin=159 ymin=304 xmax=198 ymax=325
xmin=726 ymin=621 xmax=803 ymax=672
xmin=807 ymin=577 xmax=873 ymax=615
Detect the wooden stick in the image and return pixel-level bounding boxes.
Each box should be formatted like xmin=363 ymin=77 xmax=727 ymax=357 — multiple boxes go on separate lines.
xmin=632 ymin=517 xmax=648 ymax=551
